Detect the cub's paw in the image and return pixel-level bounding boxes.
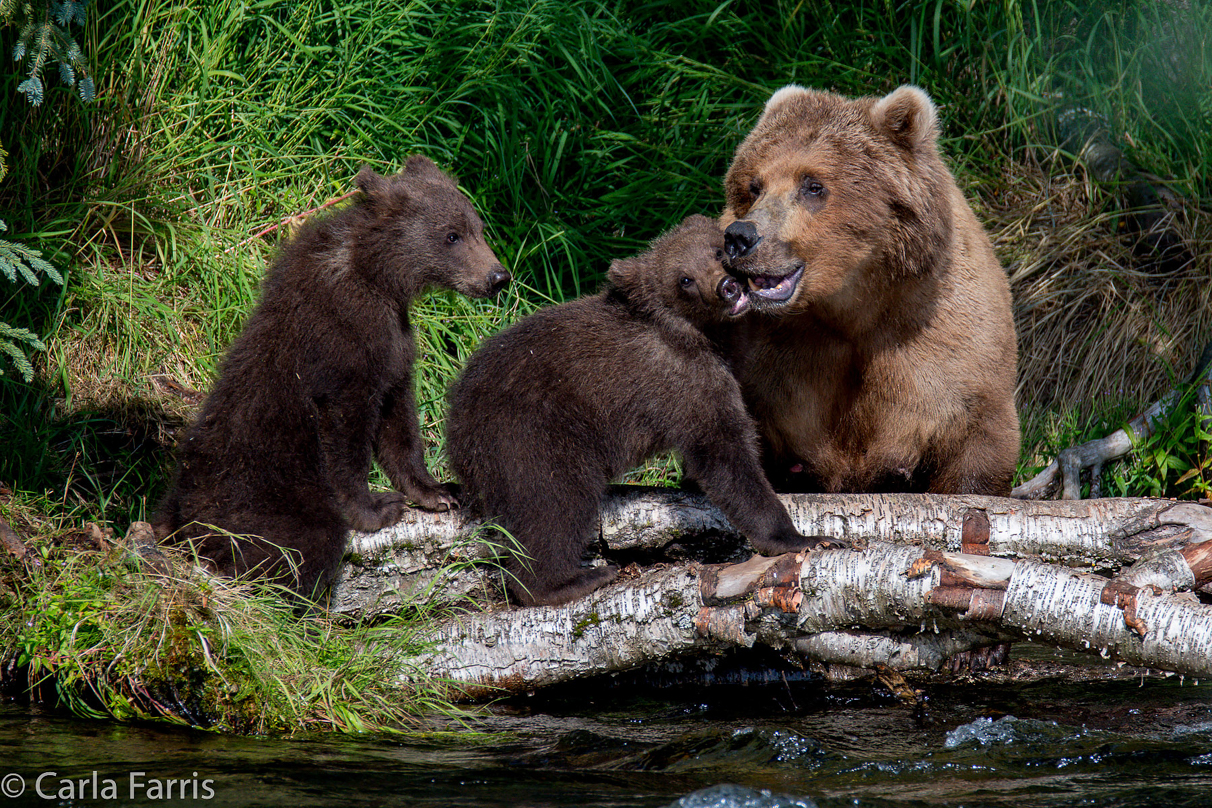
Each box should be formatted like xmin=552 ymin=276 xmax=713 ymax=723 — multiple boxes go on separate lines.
xmin=348 ymin=491 xmax=409 ymax=532
xmin=801 ymin=534 xmax=850 ymax=551
xmin=755 ymin=530 xmax=851 ymax=555
xmin=523 ymin=565 xmax=620 ymax=607
xmin=406 ymin=482 xmax=459 ymax=513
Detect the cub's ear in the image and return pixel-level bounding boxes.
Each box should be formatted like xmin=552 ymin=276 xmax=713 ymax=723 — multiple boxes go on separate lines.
xmin=756 ymin=84 xmax=809 ymax=125
xmin=606 ymin=256 xmax=643 ymax=290
xmin=870 ymin=85 xmax=939 ymax=151
xmin=403 ymin=154 xmax=444 ymax=179
xmin=355 ymin=165 xmax=390 ymax=200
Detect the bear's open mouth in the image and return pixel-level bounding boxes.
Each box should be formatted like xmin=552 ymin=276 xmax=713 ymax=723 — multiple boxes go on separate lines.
xmin=747 ymin=266 xmax=803 ymax=302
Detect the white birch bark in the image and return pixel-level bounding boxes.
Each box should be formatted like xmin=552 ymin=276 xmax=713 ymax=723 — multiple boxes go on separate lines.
xmin=788 ymin=629 xmax=1003 ymax=674
xmin=419 ymin=539 xmax=1212 ymax=697
xmin=335 ymin=491 xmax=1212 ymax=615
xmin=422 ymin=565 xmax=707 ymax=698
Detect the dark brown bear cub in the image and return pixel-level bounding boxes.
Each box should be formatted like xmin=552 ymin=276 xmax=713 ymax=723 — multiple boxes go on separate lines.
xmin=446 ymin=215 xmax=843 ymax=607
xmin=155 ymin=156 xmax=510 ymax=600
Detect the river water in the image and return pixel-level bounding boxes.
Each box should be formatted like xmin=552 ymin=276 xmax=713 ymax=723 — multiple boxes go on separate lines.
xmin=3 ymin=647 xmax=1212 ymax=807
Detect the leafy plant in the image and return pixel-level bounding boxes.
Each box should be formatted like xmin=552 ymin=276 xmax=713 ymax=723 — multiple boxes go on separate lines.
xmin=1106 ymin=388 xmax=1212 ymax=500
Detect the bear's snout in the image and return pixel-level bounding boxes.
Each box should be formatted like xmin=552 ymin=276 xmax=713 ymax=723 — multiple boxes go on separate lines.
xmin=718 ymin=275 xmax=750 ymax=316
xmin=724 ymin=220 xmax=762 ymax=259
xmin=486 ymin=267 xmax=511 ymax=295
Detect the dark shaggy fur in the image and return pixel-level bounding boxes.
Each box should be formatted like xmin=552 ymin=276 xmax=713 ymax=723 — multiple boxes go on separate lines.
xmin=446 ymin=215 xmax=843 ymax=607
xmin=155 ymin=156 xmax=510 ymax=600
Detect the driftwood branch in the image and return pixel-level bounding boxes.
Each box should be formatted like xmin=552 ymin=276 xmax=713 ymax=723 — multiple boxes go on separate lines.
xmin=1014 ymin=340 xmax=1212 ymax=500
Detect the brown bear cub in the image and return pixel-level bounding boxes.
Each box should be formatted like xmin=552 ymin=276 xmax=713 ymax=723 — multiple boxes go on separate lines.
xmin=155 ymin=156 xmax=510 ymax=600
xmin=720 ymin=85 xmax=1020 ymax=496
xmin=446 ymin=215 xmax=843 ymax=607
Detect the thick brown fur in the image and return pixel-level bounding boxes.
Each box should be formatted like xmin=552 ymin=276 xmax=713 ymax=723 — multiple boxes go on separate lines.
xmin=155 ymin=156 xmax=510 ymax=600
xmin=720 ymin=85 xmax=1019 ymax=496
xmin=447 ymin=215 xmax=843 ymax=608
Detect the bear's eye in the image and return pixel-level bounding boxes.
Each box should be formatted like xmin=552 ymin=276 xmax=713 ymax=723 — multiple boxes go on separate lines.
xmin=679 ymin=276 xmax=695 ymax=289
xmin=714 ymin=248 xmax=725 ymax=261
xmin=446 ymin=232 xmax=461 ymax=244
xmin=800 ymin=178 xmax=826 ymax=198
xmin=748 ymin=179 xmax=762 ymax=199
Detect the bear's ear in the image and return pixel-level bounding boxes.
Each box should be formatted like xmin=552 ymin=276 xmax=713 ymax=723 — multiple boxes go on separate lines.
xmin=606 ymin=256 xmax=643 ymax=291
xmin=355 ymin=165 xmax=390 ymax=200
xmin=870 ymin=85 xmax=939 ymax=151
xmin=403 ymin=154 xmax=444 ymax=179
xmin=757 ymin=84 xmax=809 ymax=124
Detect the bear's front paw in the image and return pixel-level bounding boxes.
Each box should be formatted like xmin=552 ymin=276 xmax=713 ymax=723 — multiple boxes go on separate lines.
xmin=348 ymin=491 xmax=410 ymax=532
xmin=800 ymin=534 xmax=850 ymax=551
xmin=405 ymin=481 xmax=459 ymax=513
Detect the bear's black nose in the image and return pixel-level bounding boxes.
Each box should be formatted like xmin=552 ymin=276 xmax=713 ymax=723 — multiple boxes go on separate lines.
xmin=487 ymin=268 xmax=511 ymax=294
xmin=723 ymin=220 xmax=762 ymax=259
xmin=718 ymin=275 xmax=741 ymax=302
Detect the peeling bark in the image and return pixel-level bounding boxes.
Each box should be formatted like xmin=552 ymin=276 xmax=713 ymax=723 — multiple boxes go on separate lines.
xmin=335 ymin=490 xmax=1212 ymax=616
xmin=330 ymin=491 xmax=1212 ymax=695
xmin=420 ymin=534 xmax=1212 ymax=697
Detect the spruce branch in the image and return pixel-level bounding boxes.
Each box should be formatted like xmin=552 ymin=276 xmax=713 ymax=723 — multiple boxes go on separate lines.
xmin=0 ymin=220 xmax=63 ymax=382
xmin=0 ymin=323 xmax=45 ymax=381
xmin=9 ymin=1 xmax=94 ymax=106
xmin=0 ymin=222 xmax=65 ymax=287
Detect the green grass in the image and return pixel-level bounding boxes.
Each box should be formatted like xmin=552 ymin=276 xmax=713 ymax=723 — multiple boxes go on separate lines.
xmin=0 ymin=494 xmax=463 ymax=734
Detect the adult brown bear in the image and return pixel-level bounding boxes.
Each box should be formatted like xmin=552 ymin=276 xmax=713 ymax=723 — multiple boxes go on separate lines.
xmin=721 ymin=84 xmax=1019 ymax=496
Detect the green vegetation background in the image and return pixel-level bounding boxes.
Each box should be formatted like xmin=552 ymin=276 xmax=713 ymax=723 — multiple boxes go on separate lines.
xmin=2 ymin=0 xmax=1210 ymax=529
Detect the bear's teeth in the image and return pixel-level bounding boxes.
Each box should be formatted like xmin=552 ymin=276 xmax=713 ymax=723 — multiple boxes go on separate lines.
xmin=748 ymin=267 xmax=802 ymax=301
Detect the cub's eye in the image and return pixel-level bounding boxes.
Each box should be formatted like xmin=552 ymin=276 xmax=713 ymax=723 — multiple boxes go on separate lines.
xmin=801 ymin=178 xmax=826 ymax=198
xmin=714 ymin=248 xmax=725 ymax=261
xmin=679 ymin=276 xmax=695 ymax=288
xmin=748 ymin=179 xmax=762 ymax=199
xmin=446 ymin=232 xmax=461 ymax=244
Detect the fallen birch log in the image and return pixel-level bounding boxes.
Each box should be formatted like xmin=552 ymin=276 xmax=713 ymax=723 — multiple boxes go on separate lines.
xmin=423 ymin=537 xmax=1212 ymax=698
xmin=334 ymin=490 xmax=1212 ymax=616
